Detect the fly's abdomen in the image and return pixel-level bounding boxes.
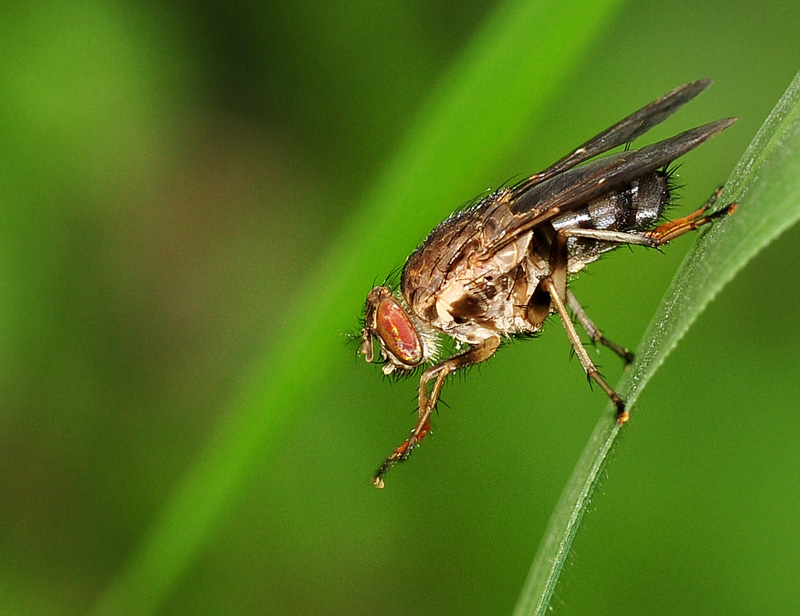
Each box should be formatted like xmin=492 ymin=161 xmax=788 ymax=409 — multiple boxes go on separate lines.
xmin=553 ymin=170 xmax=670 ymax=267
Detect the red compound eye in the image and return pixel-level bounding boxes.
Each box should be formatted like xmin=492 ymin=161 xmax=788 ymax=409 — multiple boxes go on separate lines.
xmin=375 ymin=297 xmax=423 ymax=366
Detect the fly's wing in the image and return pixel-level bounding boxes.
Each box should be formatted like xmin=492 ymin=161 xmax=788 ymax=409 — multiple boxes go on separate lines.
xmin=482 ymin=117 xmax=736 ymax=256
xmin=512 ymin=118 xmax=736 ymax=217
xmin=513 ymin=79 xmax=715 ymax=195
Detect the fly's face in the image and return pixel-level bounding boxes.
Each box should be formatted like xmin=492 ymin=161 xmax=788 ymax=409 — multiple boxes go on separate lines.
xmin=361 ymin=286 xmax=427 ymax=375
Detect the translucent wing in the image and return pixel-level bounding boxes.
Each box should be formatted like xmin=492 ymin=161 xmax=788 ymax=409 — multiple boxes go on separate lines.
xmin=483 ymin=115 xmax=736 ymax=255
xmin=512 ymin=79 xmax=715 ymax=195
xmin=513 ymin=118 xmax=735 ymax=215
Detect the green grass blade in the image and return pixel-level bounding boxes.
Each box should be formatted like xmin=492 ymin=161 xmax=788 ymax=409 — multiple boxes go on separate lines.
xmin=512 ymin=68 xmax=800 ymax=616
xmin=88 ymin=0 xmax=626 ymax=614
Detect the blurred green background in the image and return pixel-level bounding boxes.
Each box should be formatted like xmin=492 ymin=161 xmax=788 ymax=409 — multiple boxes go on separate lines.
xmin=2 ymin=1 xmax=799 ymax=614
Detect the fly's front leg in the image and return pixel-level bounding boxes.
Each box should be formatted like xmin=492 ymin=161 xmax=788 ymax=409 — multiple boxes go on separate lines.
xmin=567 ymin=290 xmax=634 ymax=366
xmin=542 ymin=278 xmax=629 ymax=423
xmin=372 ymin=337 xmax=501 ymax=489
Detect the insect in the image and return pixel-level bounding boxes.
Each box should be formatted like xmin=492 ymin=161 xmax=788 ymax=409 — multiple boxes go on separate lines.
xmin=361 ymin=80 xmax=736 ymax=488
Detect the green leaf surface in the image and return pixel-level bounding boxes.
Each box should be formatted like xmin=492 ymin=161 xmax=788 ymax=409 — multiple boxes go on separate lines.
xmin=512 ymin=68 xmax=800 ymax=616
xmin=88 ymin=0 xmax=626 ymax=614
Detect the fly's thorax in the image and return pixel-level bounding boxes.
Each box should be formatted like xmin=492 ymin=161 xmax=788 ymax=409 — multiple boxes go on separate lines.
xmin=398 ymin=190 xmax=511 ymax=321
xmin=422 ymin=239 xmax=545 ymax=343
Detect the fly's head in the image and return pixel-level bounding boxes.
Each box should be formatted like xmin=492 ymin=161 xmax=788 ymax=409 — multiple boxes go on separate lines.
xmin=361 ymin=286 xmax=430 ymax=375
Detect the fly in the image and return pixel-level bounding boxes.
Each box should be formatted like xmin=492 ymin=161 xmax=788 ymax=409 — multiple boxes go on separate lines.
xmin=360 ymin=80 xmax=736 ymax=488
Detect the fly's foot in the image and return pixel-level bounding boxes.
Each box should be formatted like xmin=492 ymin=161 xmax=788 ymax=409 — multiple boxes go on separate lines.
xmin=612 ymin=397 xmax=628 ymax=423
xmin=372 ymin=434 xmax=420 ymax=489
xmin=372 ymin=413 xmax=435 ymax=488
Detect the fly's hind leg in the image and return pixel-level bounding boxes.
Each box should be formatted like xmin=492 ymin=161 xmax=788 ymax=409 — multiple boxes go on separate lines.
xmin=567 ymin=290 xmax=634 ymax=367
xmin=372 ymin=336 xmax=501 ymax=489
xmin=528 ymin=223 xmax=628 ymax=422
xmin=645 ymin=187 xmax=736 ymax=244
xmin=525 ymin=190 xmax=735 ymax=425
xmin=562 ymin=188 xmax=736 ymax=248
xmin=542 ymin=278 xmax=628 ymax=423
